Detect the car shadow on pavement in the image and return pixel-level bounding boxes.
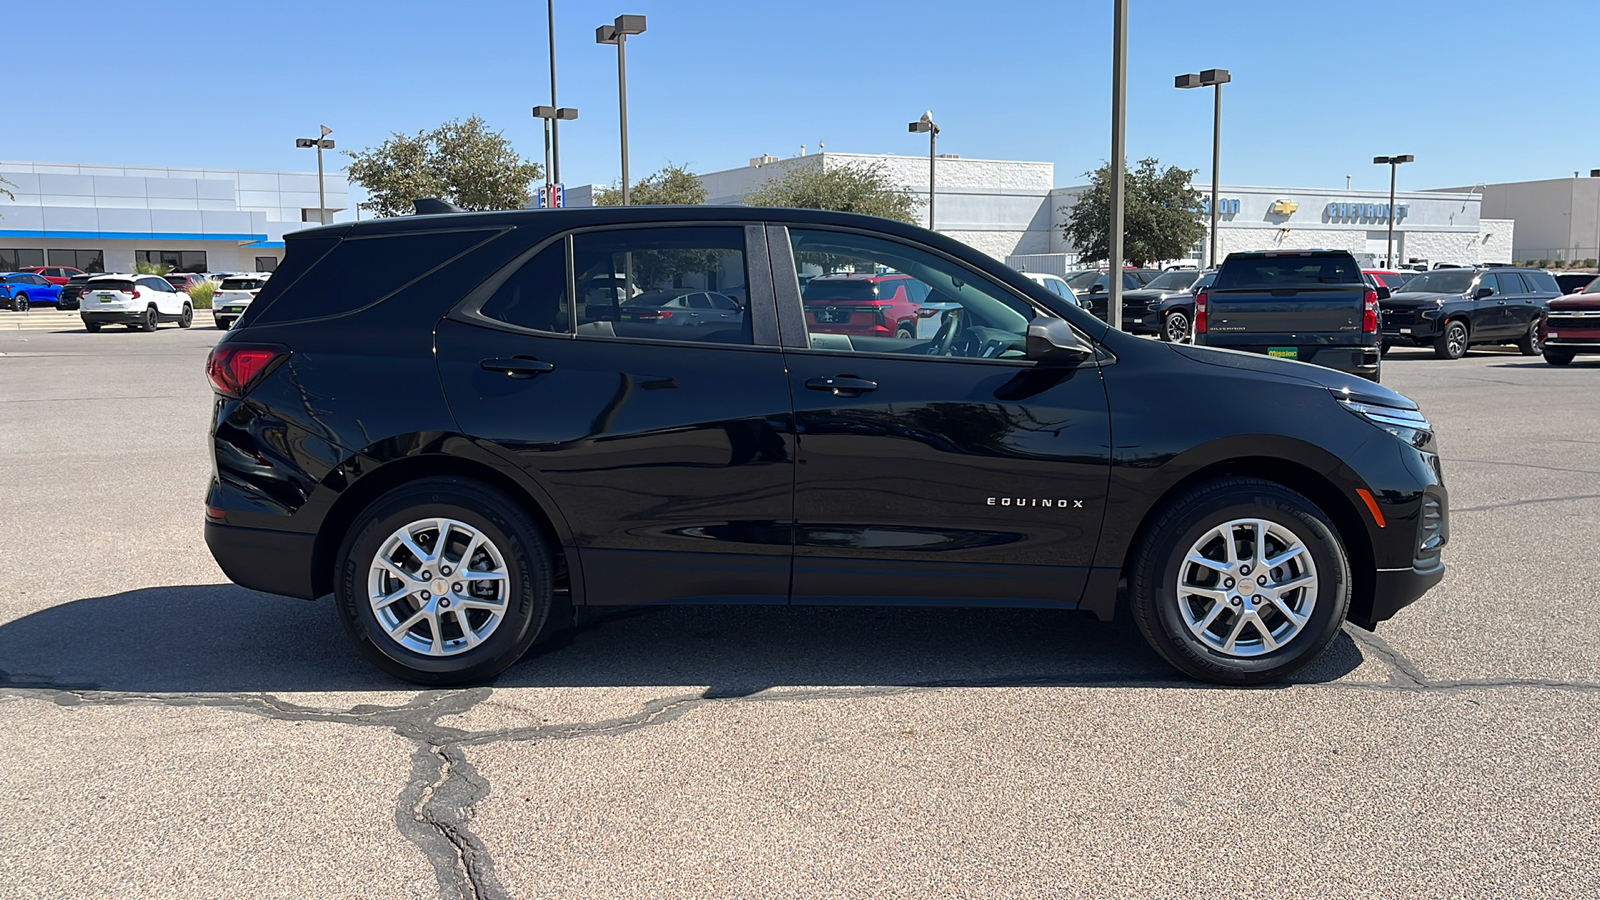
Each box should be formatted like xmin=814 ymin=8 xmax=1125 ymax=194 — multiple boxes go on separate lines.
xmin=0 ymin=584 xmax=1366 ymax=695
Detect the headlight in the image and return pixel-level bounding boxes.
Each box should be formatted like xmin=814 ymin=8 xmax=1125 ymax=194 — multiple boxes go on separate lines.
xmin=1337 ymin=396 xmax=1433 ymax=449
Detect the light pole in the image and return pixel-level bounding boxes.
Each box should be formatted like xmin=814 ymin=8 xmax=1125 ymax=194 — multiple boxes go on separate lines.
xmin=1107 ymin=0 xmax=1127 ymax=330
xmin=294 ymin=126 xmax=334 ymax=224
xmin=547 ymin=0 xmax=563 ymax=185
xmin=908 ymin=112 xmax=939 ymax=230
xmin=1374 ymin=154 xmax=1415 ymax=268
xmin=1176 ymin=69 xmax=1231 ymax=270
xmin=532 ymin=106 xmax=579 ymax=201
xmin=596 ymin=15 xmax=646 ymax=205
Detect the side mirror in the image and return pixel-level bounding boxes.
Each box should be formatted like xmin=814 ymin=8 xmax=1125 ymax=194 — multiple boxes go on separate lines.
xmin=1375 ymin=286 xmax=1392 ymax=301
xmin=1026 ymin=317 xmax=1095 ymax=365
xmin=1088 ymin=283 xmax=1106 ymax=293
xmin=1474 ymin=287 xmax=1493 ymax=300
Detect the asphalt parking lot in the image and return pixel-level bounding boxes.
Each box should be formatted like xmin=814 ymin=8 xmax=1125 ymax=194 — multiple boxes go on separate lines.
xmin=2 ymin=317 xmax=1598 ymax=899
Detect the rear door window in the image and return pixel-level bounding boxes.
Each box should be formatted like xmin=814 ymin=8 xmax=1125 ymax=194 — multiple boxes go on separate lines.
xmin=478 ymin=241 xmax=569 ymax=333
xmin=1496 ymin=272 xmax=1528 ymax=294
xmin=572 ymin=227 xmax=753 ymax=345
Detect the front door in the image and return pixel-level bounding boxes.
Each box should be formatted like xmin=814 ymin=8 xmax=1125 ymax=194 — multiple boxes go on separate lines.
xmin=772 ymin=225 xmax=1112 ymax=607
xmin=436 ymin=224 xmax=796 ymax=606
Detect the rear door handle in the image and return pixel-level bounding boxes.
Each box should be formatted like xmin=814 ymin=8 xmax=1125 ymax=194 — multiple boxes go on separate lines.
xmin=805 ymin=375 xmax=878 ymax=395
xmin=481 ymin=357 xmax=555 ymax=378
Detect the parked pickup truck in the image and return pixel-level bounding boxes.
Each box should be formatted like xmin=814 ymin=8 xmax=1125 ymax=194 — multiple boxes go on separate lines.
xmin=1195 ymin=249 xmax=1383 ymax=380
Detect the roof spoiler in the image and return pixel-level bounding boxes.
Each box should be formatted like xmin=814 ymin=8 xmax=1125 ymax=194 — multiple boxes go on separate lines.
xmin=413 ymin=197 xmax=469 ymax=216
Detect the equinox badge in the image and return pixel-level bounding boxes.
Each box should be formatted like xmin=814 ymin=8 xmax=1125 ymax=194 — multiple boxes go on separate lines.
xmin=988 ymin=497 xmax=1084 ymax=508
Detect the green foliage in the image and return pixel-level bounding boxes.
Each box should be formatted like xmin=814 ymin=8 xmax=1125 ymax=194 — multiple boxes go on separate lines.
xmin=1583 ymin=258 xmax=1598 ymax=269
xmin=133 ymin=261 xmax=173 ymax=276
xmin=1534 ymin=259 xmax=1550 ymax=268
xmin=1061 ymin=158 xmax=1206 ymax=267
xmin=746 ymin=160 xmax=920 ymax=224
xmin=345 ymin=115 xmax=541 ymax=217
xmin=1551 ymin=259 xmax=1568 ymax=269
xmin=593 ymin=163 xmax=708 ymax=206
xmin=188 ymin=281 xmax=215 ymax=310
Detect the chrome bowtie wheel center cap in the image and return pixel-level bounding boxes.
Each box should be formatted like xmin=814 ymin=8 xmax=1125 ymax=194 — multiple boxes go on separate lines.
xmin=432 ymin=579 xmax=449 ymax=596
xmin=1237 ymin=579 xmax=1256 ymax=597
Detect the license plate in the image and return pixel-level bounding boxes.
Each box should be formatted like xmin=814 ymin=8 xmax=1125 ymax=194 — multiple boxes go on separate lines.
xmin=1399 ymin=327 xmax=1412 ymax=334
xmin=1267 ymin=347 xmax=1298 ymax=359
xmin=1547 ymin=332 xmax=1559 ymax=338
xmin=98 ymin=293 xmax=117 ymax=302
xmin=815 ymin=307 xmax=848 ymax=324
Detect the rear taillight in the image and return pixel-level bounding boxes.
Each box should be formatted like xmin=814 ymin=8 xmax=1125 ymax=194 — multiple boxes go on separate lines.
xmin=130 ymin=289 xmax=141 ymax=299
xmin=1362 ymin=289 xmax=1379 ymax=334
xmin=634 ymin=309 xmax=672 ymax=320
xmin=206 ymin=343 xmax=290 ymax=398
xmin=1194 ymin=291 xmax=1208 ymax=334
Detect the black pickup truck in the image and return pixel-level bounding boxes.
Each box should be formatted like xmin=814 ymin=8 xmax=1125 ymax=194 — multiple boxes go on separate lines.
xmin=1195 ymin=249 xmax=1383 ymax=380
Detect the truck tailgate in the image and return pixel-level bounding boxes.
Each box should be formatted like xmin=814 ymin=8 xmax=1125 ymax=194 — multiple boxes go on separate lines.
xmin=1206 ymin=286 xmax=1366 ymax=334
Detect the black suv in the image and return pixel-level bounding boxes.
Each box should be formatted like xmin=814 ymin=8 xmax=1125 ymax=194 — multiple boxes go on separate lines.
xmin=204 ymin=206 xmax=1448 ymax=686
xmin=1380 ymin=266 xmax=1562 ymax=359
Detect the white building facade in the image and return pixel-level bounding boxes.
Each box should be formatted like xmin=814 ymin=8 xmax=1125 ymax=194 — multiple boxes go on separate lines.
xmin=0 ymin=160 xmax=349 ymax=274
xmin=1431 ymin=175 xmax=1600 ymax=267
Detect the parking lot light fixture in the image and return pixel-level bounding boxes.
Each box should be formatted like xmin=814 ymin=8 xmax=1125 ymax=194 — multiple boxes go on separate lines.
xmin=596 ymin=15 xmax=646 ymax=205
xmin=907 ymin=112 xmax=940 ymax=230
xmin=1374 ymin=154 xmax=1415 ymax=268
xmin=532 ymin=106 xmax=580 ymax=198
xmin=1176 ymin=69 xmax=1231 ymax=271
xmin=294 ymin=126 xmax=335 ymax=225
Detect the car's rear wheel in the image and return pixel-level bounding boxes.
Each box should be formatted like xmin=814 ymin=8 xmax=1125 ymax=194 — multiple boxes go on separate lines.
xmin=1433 ymin=320 xmax=1468 ymax=359
xmin=14 ymin=293 xmax=27 ymax=312
xmin=84 ymin=321 xmax=100 ymax=333
xmin=895 ymin=326 xmax=914 ymax=340
xmin=1517 ymin=319 xmax=1542 ymax=356
xmin=179 ymin=303 xmax=193 ymax=329
xmin=335 ymin=477 xmax=554 ymax=685
xmin=1543 ymin=349 xmax=1575 ymax=366
xmin=1128 ymin=477 xmax=1351 ymax=685
xmin=215 ymin=317 xmax=231 ymax=330
xmin=1162 ymin=310 xmax=1190 ymax=343
xmin=1379 ymin=342 xmax=1391 ymax=357
xmin=140 ymin=307 xmax=158 ymax=332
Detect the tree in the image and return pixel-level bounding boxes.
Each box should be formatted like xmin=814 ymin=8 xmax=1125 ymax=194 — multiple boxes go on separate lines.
xmin=345 ymin=116 xmax=541 ymax=217
xmin=1061 ymin=158 xmax=1206 ymax=267
xmin=593 ymin=162 xmax=707 ymax=206
xmin=746 ymin=160 xmax=920 ymax=224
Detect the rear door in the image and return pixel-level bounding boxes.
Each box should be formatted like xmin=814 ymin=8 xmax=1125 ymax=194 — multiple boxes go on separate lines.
xmin=1468 ymin=273 xmax=1508 ymax=339
xmin=435 ymin=223 xmax=797 ymax=607
xmin=772 ymin=224 xmax=1112 ymax=608
xmin=1495 ymin=271 xmax=1534 ymax=336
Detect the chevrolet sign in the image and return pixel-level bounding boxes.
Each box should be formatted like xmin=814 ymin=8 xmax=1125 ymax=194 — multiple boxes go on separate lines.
xmin=1269 ymin=200 xmax=1299 ymax=216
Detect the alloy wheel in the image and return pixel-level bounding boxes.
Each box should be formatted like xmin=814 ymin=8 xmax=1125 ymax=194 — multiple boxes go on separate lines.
xmin=1174 ymin=518 xmax=1319 ymax=657
xmin=1164 ymin=311 xmax=1189 ymax=343
xmin=367 ymin=517 xmax=511 ymax=657
xmin=1446 ymin=323 xmax=1466 ymax=357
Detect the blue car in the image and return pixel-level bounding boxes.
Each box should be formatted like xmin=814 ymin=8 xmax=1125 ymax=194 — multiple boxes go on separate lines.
xmin=0 ymin=272 xmax=63 ymax=311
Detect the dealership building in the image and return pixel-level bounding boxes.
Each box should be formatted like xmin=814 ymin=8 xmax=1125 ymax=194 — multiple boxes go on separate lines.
xmin=1431 ymin=173 xmax=1600 ymax=267
xmin=0 ymin=160 xmax=350 ymax=274
xmin=613 ymin=151 xmax=1512 ymax=271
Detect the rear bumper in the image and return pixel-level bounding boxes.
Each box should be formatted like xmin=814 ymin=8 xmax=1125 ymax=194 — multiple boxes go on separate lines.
xmin=205 ymin=519 xmax=319 ymax=600
xmin=1197 ymin=341 xmax=1381 ymax=377
xmin=81 ymin=310 xmax=147 ymax=325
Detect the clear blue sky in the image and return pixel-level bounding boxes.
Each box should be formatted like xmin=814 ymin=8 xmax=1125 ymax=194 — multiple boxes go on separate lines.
xmin=10 ymin=0 xmax=1597 ymax=212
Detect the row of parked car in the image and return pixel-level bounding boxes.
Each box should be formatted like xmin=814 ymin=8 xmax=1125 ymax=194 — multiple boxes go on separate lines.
xmin=0 ymin=267 xmax=272 ymax=331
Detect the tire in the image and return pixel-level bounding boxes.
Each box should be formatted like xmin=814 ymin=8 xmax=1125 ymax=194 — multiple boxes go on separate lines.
xmin=1379 ymin=342 xmax=1391 ymax=357
xmin=140 ymin=306 xmax=158 ymax=332
xmin=14 ymin=293 xmax=29 ymax=312
xmin=1162 ymin=310 xmax=1190 ymax=343
xmin=1128 ymin=476 xmax=1351 ymax=685
xmin=84 ymin=321 xmax=101 ymax=333
xmin=335 ymin=477 xmax=554 ymax=685
xmin=1517 ymin=319 xmax=1542 ymax=356
xmin=179 ymin=303 xmax=193 ymax=329
xmin=1433 ymin=319 xmax=1468 ymax=359
xmin=895 ymin=326 xmax=914 ymax=340
xmin=1543 ymin=349 xmax=1575 ymax=367
xmin=215 ymin=317 xmax=232 ymax=330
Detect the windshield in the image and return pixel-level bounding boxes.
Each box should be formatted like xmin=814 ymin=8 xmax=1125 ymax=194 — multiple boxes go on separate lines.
xmin=1402 ymin=270 xmax=1475 ymax=294
xmin=1065 ymin=271 xmax=1102 ymax=290
xmin=220 ymin=278 xmax=268 ymax=291
xmin=803 ymin=280 xmax=880 ymax=303
xmin=1142 ymin=270 xmax=1200 ymax=292
xmin=623 ymin=293 xmax=682 ymax=307
xmin=1585 ymin=278 xmax=1600 ymax=294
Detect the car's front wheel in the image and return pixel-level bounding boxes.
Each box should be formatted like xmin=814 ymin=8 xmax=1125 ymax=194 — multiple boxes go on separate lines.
xmin=335 ymin=477 xmax=554 ymax=685
xmin=1128 ymin=477 xmax=1351 ymax=685
xmin=179 ymin=303 xmax=193 ymax=329
xmin=1162 ymin=310 xmax=1190 ymax=343
xmin=1517 ymin=319 xmax=1542 ymax=356
xmin=1543 ymin=349 xmax=1575 ymax=366
xmin=1433 ymin=320 xmax=1468 ymax=359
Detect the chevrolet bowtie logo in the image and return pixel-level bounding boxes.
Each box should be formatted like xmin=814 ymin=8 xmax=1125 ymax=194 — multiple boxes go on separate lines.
xmin=1270 ymin=200 xmax=1300 ymax=216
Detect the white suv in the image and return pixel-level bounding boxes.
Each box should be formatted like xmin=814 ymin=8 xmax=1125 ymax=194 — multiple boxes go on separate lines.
xmin=213 ymin=273 xmax=272 ymax=329
xmin=80 ymin=274 xmax=195 ymax=332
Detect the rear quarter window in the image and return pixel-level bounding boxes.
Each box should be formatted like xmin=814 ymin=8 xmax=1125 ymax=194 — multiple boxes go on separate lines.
xmin=247 ymin=229 xmax=500 ymax=326
xmin=1524 ymin=271 xmax=1560 ymax=294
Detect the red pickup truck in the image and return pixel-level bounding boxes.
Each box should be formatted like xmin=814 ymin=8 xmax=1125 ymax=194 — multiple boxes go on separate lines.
xmin=1543 ymin=277 xmax=1600 ymax=365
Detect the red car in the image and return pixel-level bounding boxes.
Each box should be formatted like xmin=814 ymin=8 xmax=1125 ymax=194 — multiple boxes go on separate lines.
xmin=1363 ymin=269 xmax=1414 ymax=292
xmin=164 ymin=273 xmax=211 ymax=293
xmin=21 ymin=266 xmax=85 ymax=285
xmin=1542 ymin=276 xmax=1600 ymax=366
xmin=802 ymin=273 xmax=930 ymax=338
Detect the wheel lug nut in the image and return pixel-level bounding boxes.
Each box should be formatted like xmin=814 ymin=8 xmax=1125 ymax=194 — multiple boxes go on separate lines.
xmin=1258 ymin=575 xmax=1268 ymax=585
xmin=420 ymin=591 xmax=431 ymax=600
xmin=441 ymin=566 xmax=452 ymax=576
xmin=1230 ymin=597 xmax=1241 ymax=607
xmin=1240 ymin=565 xmax=1252 ymax=576
xmin=1224 ymin=578 xmax=1235 ymax=588
xmin=421 ymin=570 xmax=432 ymax=580
xmin=453 ymin=582 xmax=463 ymax=593
xmin=439 ymin=598 xmax=450 ymax=608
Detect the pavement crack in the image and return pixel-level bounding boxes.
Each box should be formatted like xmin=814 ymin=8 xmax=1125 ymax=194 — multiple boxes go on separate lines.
xmin=399 ymin=743 xmax=507 ymax=900
xmin=1343 ymin=626 xmax=1429 ymax=687
xmin=1452 ymin=492 xmax=1600 ymax=513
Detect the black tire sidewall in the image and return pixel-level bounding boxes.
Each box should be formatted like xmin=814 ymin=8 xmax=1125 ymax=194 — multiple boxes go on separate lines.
xmin=335 ymin=479 xmax=552 ymax=684
xmin=1544 ymin=350 xmax=1574 ymax=366
xmin=1133 ymin=480 xmax=1351 ymax=684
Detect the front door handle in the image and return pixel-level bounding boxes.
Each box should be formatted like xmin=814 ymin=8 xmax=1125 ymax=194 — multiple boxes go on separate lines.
xmin=805 ymin=375 xmax=878 ymax=395
xmin=481 ymin=357 xmax=556 ymax=378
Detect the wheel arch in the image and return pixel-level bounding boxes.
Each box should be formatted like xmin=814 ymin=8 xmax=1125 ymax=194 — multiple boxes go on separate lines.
xmin=1114 ymin=455 xmax=1377 ymax=627
xmin=310 ymin=451 xmax=577 ymax=602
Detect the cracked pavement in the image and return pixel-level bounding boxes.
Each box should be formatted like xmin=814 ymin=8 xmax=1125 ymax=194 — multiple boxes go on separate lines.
xmin=2 ymin=328 xmax=1598 ymax=899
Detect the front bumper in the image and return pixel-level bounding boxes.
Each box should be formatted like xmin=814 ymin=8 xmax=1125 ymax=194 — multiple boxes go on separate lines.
xmin=205 ymin=519 xmax=319 ymax=600
xmin=1353 ymin=560 xmax=1445 ymax=630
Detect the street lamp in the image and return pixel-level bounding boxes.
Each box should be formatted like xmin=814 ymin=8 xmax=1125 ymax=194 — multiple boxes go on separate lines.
xmin=1107 ymin=0 xmax=1127 ymax=330
xmin=1373 ymin=155 xmax=1415 ymax=268
xmin=1176 ymin=69 xmax=1231 ymax=270
xmin=908 ymin=112 xmax=939 ymax=230
xmin=532 ymin=106 xmax=579 ymax=200
xmin=596 ymin=14 xmax=646 ymax=205
xmin=294 ymin=126 xmax=334 ymax=225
